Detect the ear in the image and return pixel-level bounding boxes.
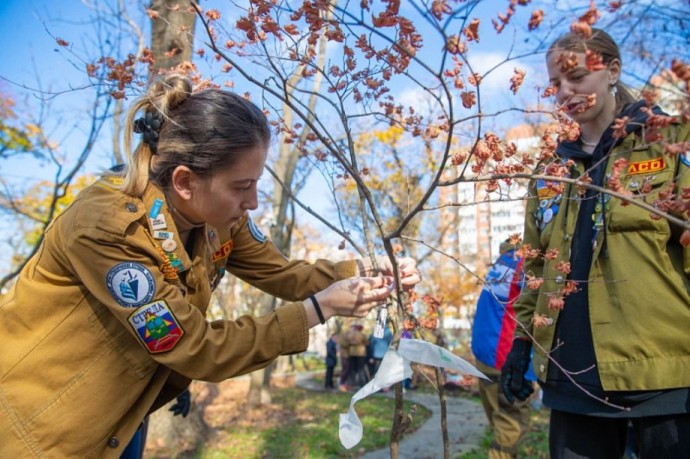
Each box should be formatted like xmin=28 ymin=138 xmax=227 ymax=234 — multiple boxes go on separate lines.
xmin=608 ymin=58 xmax=622 ymax=85
xmin=170 ymin=165 xmax=196 ymax=201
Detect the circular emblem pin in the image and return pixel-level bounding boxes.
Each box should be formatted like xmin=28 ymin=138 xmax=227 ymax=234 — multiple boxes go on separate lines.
xmin=106 ymin=262 xmax=156 ymax=307
xmin=161 ymin=239 xmax=177 ymax=252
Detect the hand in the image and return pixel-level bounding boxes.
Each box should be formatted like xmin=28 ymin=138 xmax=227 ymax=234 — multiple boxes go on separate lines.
xmin=500 ymin=338 xmax=534 ymax=404
xmin=361 ymin=255 xmax=422 ymax=291
xmin=314 ymin=276 xmax=392 ymax=321
xmin=169 ymin=389 xmax=191 ymax=417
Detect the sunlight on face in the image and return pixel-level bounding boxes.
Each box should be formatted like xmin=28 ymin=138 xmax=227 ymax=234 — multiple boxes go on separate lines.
xmin=546 ymin=50 xmax=619 ymax=126
xmin=189 ymin=145 xmax=268 ymax=230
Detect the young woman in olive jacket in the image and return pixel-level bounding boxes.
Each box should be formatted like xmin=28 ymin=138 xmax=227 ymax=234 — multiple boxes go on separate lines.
xmin=500 ymin=29 xmax=690 ymax=458
xmin=0 ymin=74 xmax=421 ymax=457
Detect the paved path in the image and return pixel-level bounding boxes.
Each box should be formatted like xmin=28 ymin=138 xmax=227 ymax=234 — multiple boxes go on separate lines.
xmin=295 ymin=373 xmax=487 ymax=459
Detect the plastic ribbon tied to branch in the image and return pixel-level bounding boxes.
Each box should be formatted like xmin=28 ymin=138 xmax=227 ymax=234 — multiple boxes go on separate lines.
xmin=339 ymin=338 xmax=488 ymax=449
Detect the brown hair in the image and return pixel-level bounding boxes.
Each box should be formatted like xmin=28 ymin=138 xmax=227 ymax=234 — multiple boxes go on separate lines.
xmin=119 ymin=74 xmax=270 ymax=197
xmin=547 ymin=28 xmax=637 ymax=111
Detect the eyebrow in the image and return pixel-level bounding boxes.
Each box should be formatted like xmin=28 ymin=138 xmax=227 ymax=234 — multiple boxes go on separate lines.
xmin=233 ymin=179 xmax=257 ymax=185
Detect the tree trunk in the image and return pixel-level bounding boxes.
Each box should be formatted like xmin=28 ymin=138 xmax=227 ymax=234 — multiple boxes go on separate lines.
xmin=146 ymin=395 xmax=208 ymax=456
xmin=150 ymin=0 xmax=196 ymax=75
xmin=143 ymin=2 xmax=199 ymax=453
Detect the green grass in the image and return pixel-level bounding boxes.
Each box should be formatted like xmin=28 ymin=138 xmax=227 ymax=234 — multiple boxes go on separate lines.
xmin=193 ymin=386 xmax=431 ymax=459
xmin=457 ymin=406 xmax=550 ymax=459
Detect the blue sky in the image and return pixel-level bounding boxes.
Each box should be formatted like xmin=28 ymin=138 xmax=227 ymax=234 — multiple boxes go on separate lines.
xmin=2 ymin=0 xmax=640 ymax=277
xmin=0 ymin=0 xmax=559 ymax=276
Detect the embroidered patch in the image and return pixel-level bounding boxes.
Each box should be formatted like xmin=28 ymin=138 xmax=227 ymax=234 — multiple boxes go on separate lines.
xmin=627 ymin=157 xmax=665 ymax=175
xmin=247 ymin=218 xmax=266 ymax=243
xmin=212 ymin=241 xmax=234 ymax=262
xmin=106 ymin=262 xmax=156 ymax=307
xmin=128 ymin=300 xmax=184 ymax=353
xmin=536 ymin=179 xmax=559 ymax=200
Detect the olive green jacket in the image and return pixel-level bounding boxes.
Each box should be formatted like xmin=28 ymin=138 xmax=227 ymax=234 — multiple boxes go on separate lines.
xmin=0 ymin=176 xmax=357 ymax=458
xmin=515 ymin=120 xmax=690 ymax=391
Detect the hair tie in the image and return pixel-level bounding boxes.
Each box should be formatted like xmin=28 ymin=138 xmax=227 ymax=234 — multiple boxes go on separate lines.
xmin=133 ymin=111 xmax=163 ymax=153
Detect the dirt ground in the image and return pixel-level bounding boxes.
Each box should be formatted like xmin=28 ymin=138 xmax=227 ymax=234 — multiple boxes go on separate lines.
xmin=144 ymin=375 xmax=298 ymax=457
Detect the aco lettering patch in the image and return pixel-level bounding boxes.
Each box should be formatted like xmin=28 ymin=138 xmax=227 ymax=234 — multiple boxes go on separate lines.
xmin=106 ymin=262 xmax=156 ymax=307
xmin=627 ymin=157 xmax=665 ymax=175
xmin=247 ymin=218 xmax=266 ymax=243
xmin=212 ymin=240 xmax=234 ymax=262
xmin=128 ymin=300 xmax=184 ymax=353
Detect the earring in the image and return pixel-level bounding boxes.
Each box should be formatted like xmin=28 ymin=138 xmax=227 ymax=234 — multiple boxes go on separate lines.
xmin=610 ymin=81 xmax=618 ymax=96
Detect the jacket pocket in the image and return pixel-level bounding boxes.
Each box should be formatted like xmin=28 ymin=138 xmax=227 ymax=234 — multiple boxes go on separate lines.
xmin=607 ymin=170 xmax=673 ymax=233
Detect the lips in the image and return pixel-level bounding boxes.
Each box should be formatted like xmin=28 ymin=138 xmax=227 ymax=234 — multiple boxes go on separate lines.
xmin=563 ymin=100 xmax=588 ymax=115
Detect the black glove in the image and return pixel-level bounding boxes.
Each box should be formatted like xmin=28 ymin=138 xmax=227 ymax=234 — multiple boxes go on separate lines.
xmin=169 ymin=389 xmax=191 ymax=417
xmin=500 ymin=338 xmax=534 ymax=404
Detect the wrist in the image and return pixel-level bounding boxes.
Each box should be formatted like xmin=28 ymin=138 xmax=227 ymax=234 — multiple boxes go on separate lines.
xmin=304 ymin=293 xmax=333 ymax=327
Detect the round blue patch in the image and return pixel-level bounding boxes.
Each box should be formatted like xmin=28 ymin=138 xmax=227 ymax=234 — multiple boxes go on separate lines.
xmin=106 ymin=262 xmax=156 ymax=308
xmin=247 ymin=218 xmax=266 ymax=243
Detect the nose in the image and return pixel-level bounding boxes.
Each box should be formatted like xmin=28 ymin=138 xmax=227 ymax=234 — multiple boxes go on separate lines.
xmin=242 ymin=189 xmax=259 ymax=211
xmin=558 ymin=81 xmax=575 ymax=103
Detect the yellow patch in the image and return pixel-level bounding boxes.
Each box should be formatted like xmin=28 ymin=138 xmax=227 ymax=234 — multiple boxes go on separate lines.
xmin=212 ymin=241 xmax=233 ymax=262
xmin=627 ymin=157 xmax=665 ymax=175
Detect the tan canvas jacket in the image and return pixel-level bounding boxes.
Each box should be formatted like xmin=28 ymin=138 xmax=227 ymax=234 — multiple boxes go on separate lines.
xmin=0 ymin=176 xmax=357 ymax=458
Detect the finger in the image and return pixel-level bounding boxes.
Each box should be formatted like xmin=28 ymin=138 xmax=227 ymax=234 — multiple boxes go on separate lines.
xmin=517 ymin=383 xmax=534 ymax=401
xmin=510 ymin=370 xmax=524 ymax=393
xmin=399 ymin=271 xmax=422 ymax=286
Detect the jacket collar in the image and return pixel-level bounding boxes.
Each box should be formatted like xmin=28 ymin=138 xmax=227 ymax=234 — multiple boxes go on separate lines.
xmin=556 ymin=100 xmax=666 ymax=161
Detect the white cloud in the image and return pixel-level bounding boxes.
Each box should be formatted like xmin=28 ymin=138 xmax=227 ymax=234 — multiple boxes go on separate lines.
xmin=466 ymin=52 xmax=536 ymax=93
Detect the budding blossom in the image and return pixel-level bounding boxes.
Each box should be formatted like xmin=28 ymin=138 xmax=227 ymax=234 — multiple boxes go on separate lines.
xmin=463 ymin=18 xmax=480 ymax=42
xmin=517 ymin=243 xmax=541 ymax=260
xmin=542 ymin=85 xmax=558 ymax=98
xmin=528 ymin=9 xmax=544 ymax=31
xmin=585 ymin=50 xmax=605 ymax=71
xmin=532 ymin=313 xmax=553 ymax=328
xmin=555 ymin=261 xmax=571 ymax=275
xmin=611 ymin=116 xmax=630 ymax=138
xmin=557 ymin=51 xmax=579 ymax=72
xmin=461 ymin=91 xmax=476 ymax=109
xmin=526 ymin=274 xmax=544 ymax=290
xmin=562 ymin=280 xmax=579 ymax=296
xmin=510 ymin=68 xmax=526 ymax=94
xmin=547 ymin=294 xmax=565 ymax=311
xmin=544 ymin=248 xmax=559 ymax=261
xmin=578 ymin=1 xmax=601 ymax=26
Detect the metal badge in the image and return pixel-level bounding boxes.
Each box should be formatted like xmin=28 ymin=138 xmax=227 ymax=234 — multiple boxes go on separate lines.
xmin=149 ymin=198 xmax=164 ymax=219
xmin=150 ymin=214 xmax=167 ymax=230
xmin=161 ymin=239 xmax=177 ymax=252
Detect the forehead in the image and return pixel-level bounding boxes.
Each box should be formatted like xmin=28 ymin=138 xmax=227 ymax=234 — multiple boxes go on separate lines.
xmin=546 ymin=50 xmax=588 ymax=78
xmin=212 ymin=145 xmax=267 ymax=181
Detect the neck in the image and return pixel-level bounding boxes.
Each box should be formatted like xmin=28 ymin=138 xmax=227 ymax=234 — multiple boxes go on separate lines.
xmin=580 ymin=95 xmax=618 ymax=148
xmin=166 ymin=193 xmax=204 ymax=244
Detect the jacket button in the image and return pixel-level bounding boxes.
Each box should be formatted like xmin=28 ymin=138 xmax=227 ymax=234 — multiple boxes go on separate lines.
xmin=107 ymin=437 xmax=120 ymax=448
xmin=564 ymin=234 xmax=571 ymax=241
xmin=555 ymin=275 xmax=563 ymax=284
xmin=126 ymin=203 xmax=137 ymax=212
xmin=540 ymin=364 xmax=545 ymax=373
